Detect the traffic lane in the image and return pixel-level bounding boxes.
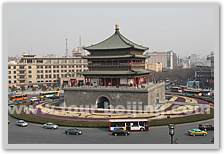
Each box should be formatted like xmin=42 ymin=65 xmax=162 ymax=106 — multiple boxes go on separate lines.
xmin=149 ymin=119 xmax=214 ymax=144
xmin=8 ymin=115 xmax=214 ymax=144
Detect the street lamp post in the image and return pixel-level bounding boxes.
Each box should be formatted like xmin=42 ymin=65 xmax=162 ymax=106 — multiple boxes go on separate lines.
xmin=168 ymin=124 xmax=175 ymax=144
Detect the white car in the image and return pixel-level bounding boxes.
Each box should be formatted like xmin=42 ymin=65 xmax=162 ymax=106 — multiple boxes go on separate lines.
xmin=16 ymin=120 xmax=28 ymax=127
xmin=30 ymin=97 xmax=38 ymax=102
xmin=43 ymin=123 xmax=58 ymax=129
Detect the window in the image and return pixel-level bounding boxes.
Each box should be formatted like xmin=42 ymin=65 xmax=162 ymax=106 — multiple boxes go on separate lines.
xmin=45 ymin=60 xmax=51 ymax=64
xmin=53 ymin=74 xmax=56 ymax=78
xmin=53 ymin=60 xmax=59 ymax=64
xmin=14 ymin=76 xmax=16 ymax=79
xmin=49 ymin=75 xmax=52 ymax=78
xmin=14 ymin=66 xmax=16 ymax=69
xmin=45 ymin=75 xmax=48 ymax=78
xmin=14 ymin=80 xmax=16 ymax=83
xmin=37 ymin=66 xmax=39 ymax=69
xmin=76 ymin=60 xmax=81 ymax=63
xmin=27 ymin=59 xmax=32 ymax=63
xmin=61 ymin=70 xmax=63 ymax=72
xmin=37 ymin=75 xmax=40 ymax=79
xmin=9 ymin=81 xmax=11 ymax=83
xmin=8 ymin=76 xmax=11 ymax=79
xmin=8 ymin=66 xmax=11 ymax=69
xmin=41 ymin=70 xmax=43 ymax=73
xmin=19 ymin=66 xmax=24 ymax=69
xmin=29 ymin=81 xmax=32 ymax=83
xmin=45 ymin=70 xmax=48 ymax=73
xmin=37 ymin=60 xmax=43 ymax=63
xmin=28 ymin=66 xmax=31 ymax=69
xmin=37 ymin=70 xmax=40 ymax=73
xmin=61 ymin=65 xmax=63 ymax=68
xmin=68 ymin=60 xmax=74 ymax=63
xmin=61 ymin=60 xmax=66 ymax=63
xmin=29 ymin=75 xmax=32 ymax=78
xmin=49 ymin=70 xmax=51 ymax=73
xmin=57 ymin=70 xmax=59 ymax=73
xmin=8 ymin=71 xmax=11 ymax=74
xmin=14 ymin=71 xmax=16 ymax=74
xmin=41 ymin=75 xmax=43 ymax=78
xmin=53 ymin=70 xmax=56 ymax=73
xmin=28 ymin=71 xmax=32 ymax=73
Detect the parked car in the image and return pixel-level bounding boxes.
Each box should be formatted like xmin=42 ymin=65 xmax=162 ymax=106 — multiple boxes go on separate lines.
xmin=198 ymin=123 xmax=214 ymax=131
xmin=112 ymin=128 xmax=130 ymax=136
xmin=16 ymin=120 xmax=28 ymax=127
xmin=65 ymin=128 xmax=82 ymax=135
xmin=30 ymin=97 xmax=38 ymax=102
xmin=43 ymin=123 xmax=58 ymax=129
xmin=188 ymin=129 xmax=207 ymax=136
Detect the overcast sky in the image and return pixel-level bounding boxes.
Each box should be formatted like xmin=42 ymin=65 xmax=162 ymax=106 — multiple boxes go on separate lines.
xmin=7 ymin=8 xmax=214 ymax=58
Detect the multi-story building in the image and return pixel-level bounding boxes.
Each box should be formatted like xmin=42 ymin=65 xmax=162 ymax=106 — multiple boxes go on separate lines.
xmin=146 ymin=62 xmax=162 ymax=72
xmin=8 ymin=54 xmax=88 ymax=89
xmin=82 ymin=24 xmax=152 ymax=86
xmin=64 ymin=24 xmax=165 ymax=110
xmin=190 ymin=54 xmax=199 ymax=66
xmin=146 ymin=50 xmax=179 ymax=71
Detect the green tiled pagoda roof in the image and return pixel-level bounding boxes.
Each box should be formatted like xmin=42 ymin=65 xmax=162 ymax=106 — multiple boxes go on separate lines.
xmin=82 ymin=54 xmax=150 ymax=59
xmin=82 ymin=70 xmax=153 ymax=76
xmin=83 ymin=25 xmax=149 ymax=51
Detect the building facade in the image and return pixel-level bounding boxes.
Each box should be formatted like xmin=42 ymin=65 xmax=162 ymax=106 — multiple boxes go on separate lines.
xmin=82 ymin=24 xmax=152 ymax=87
xmin=64 ymin=25 xmax=165 ymax=110
xmin=8 ymin=54 xmax=88 ymax=89
xmin=146 ymin=50 xmax=179 ymax=71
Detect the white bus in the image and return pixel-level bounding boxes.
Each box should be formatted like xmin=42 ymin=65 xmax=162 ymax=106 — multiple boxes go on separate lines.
xmin=109 ymin=119 xmax=149 ymax=132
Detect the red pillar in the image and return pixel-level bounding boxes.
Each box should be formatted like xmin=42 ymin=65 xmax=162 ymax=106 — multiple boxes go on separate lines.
xmin=104 ymin=78 xmax=106 ymax=86
xmin=127 ymin=78 xmax=128 ymax=86
xmin=111 ymin=78 xmax=112 ymax=86
xmin=90 ymin=78 xmax=91 ymax=86
xmin=84 ymin=78 xmax=86 ymax=85
xmin=134 ymin=78 xmax=136 ymax=86
xmin=131 ymin=60 xmax=133 ymax=70
xmin=117 ymin=78 xmax=118 ymax=86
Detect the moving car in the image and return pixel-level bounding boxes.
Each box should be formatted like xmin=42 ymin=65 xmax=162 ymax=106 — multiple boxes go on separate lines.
xmin=30 ymin=97 xmax=38 ymax=102
xmin=16 ymin=120 xmax=28 ymax=127
xmin=112 ymin=128 xmax=130 ymax=136
xmin=43 ymin=123 xmax=58 ymax=129
xmin=198 ymin=123 xmax=214 ymax=131
xmin=65 ymin=128 xmax=82 ymax=135
xmin=188 ymin=129 xmax=207 ymax=136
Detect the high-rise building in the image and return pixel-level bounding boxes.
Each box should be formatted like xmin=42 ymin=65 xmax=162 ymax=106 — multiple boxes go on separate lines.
xmin=146 ymin=50 xmax=179 ymax=71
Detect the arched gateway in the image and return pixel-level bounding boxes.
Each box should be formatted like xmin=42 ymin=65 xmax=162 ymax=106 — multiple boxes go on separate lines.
xmin=96 ymin=96 xmax=110 ymax=109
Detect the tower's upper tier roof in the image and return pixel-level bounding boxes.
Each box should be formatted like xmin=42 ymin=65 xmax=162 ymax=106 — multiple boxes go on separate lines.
xmin=83 ymin=25 xmax=149 ymax=51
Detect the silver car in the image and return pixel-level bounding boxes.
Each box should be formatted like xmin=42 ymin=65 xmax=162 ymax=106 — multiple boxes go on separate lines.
xmin=43 ymin=123 xmax=58 ymax=129
xmin=16 ymin=120 xmax=28 ymax=127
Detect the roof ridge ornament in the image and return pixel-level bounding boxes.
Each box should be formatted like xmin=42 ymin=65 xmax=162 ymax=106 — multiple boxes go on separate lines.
xmin=115 ymin=24 xmax=119 ymax=30
xmin=115 ymin=24 xmax=120 ymax=34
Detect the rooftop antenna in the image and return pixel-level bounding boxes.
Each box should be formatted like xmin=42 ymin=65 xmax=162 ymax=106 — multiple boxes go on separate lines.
xmin=79 ymin=36 xmax=81 ymax=49
xmin=65 ymin=38 xmax=69 ymax=57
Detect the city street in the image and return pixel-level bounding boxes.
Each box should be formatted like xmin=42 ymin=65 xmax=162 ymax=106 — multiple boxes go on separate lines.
xmin=8 ymin=115 xmax=214 ymax=144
